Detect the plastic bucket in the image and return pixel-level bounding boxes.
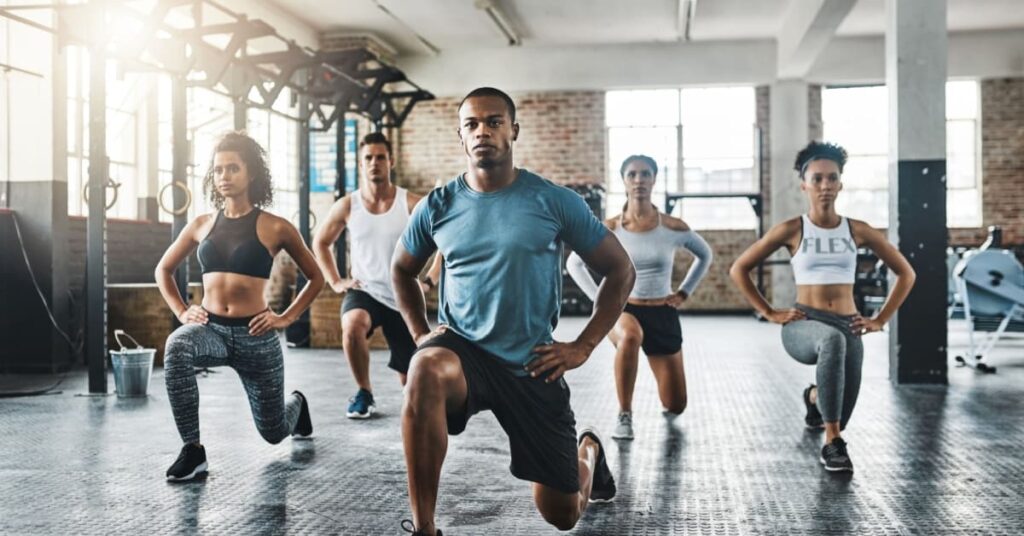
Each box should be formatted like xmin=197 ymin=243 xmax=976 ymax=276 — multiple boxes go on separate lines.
xmin=110 ymin=330 xmax=155 ymax=398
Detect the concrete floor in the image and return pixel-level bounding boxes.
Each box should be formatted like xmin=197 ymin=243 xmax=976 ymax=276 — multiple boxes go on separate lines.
xmin=1 ymin=316 xmax=1023 ymax=535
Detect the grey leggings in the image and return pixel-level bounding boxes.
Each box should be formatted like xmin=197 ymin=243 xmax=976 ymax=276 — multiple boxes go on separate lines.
xmin=164 ymin=320 xmax=301 ymax=445
xmin=781 ymin=304 xmax=863 ymax=429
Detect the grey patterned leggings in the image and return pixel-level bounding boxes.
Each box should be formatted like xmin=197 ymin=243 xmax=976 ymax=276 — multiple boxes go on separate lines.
xmin=781 ymin=304 xmax=864 ymax=429
xmin=164 ymin=321 xmax=301 ymax=445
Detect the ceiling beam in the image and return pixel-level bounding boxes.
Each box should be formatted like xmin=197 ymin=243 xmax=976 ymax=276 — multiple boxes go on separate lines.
xmin=776 ymin=0 xmax=857 ymax=79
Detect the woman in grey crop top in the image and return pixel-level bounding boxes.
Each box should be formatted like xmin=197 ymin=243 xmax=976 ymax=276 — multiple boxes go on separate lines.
xmin=154 ymin=132 xmax=325 ymax=482
xmin=567 ymin=155 xmax=713 ymax=441
xmin=729 ymin=141 xmax=916 ymax=473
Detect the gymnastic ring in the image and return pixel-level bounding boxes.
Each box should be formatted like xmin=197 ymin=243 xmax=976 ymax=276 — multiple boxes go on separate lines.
xmin=158 ymin=181 xmax=192 ymax=216
xmin=291 ymin=209 xmax=317 ymax=232
xmin=81 ymin=178 xmax=119 ymax=211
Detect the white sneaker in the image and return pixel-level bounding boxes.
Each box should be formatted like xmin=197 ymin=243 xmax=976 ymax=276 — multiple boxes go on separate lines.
xmin=611 ymin=411 xmax=634 ymax=440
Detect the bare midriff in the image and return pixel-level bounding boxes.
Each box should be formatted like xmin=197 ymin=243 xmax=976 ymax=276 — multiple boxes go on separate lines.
xmin=795 ymin=284 xmax=858 ymax=315
xmin=201 ymin=273 xmax=270 ymax=317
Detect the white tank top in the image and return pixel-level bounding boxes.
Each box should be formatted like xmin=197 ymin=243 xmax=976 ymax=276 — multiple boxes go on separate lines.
xmin=349 ymin=187 xmax=409 ymax=310
xmin=790 ymin=215 xmax=857 ymax=285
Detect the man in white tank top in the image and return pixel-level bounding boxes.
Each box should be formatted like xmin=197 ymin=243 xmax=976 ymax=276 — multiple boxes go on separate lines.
xmin=313 ymin=133 xmax=440 ymax=419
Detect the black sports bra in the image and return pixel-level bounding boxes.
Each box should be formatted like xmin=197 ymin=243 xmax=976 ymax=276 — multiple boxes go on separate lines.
xmin=197 ymin=209 xmax=275 ymax=279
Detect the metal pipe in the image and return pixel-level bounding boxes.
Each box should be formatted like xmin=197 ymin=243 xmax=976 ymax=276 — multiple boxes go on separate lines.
xmin=86 ymin=0 xmax=108 ymax=394
xmin=171 ymin=75 xmax=189 ymax=306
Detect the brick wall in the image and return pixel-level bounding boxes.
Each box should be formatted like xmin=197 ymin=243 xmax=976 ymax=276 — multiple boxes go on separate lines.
xmin=950 ymin=78 xmax=1024 ymax=246
xmin=675 ymin=230 xmax=760 ymax=311
xmin=396 ymin=91 xmax=606 ymax=192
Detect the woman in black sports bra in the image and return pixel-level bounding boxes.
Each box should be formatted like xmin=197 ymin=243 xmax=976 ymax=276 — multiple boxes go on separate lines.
xmin=154 ymin=131 xmax=325 ymax=481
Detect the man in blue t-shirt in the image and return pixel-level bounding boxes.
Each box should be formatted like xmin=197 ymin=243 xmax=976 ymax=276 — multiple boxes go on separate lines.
xmin=392 ymin=87 xmax=636 ymax=536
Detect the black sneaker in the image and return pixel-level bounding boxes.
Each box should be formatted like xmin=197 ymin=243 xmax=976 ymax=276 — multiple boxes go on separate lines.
xmin=166 ymin=443 xmax=208 ymax=481
xmin=803 ymin=384 xmax=824 ymax=429
xmin=820 ymin=437 xmax=854 ymax=472
xmin=292 ymin=391 xmax=313 ymax=438
xmin=401 ymin=519 xmax=442 ymax=535
xmin=579 ymin=426 xmax=616 ymax=503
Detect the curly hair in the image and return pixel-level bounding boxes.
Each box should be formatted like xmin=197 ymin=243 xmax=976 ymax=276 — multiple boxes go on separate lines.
xmin=203 ymin=131 xmax=274 ymax=209
xmin=619 ymin=154 xmax=658 ymax=178
xmin=794 ymin=141 xmax=848 ymax=178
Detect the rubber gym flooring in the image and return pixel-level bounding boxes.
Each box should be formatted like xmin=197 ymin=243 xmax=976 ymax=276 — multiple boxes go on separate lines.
xmin=1 ymin=316 xmax=1022 ymax=535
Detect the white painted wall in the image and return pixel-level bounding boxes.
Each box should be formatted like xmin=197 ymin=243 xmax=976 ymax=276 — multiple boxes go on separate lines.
xmin=397 ymin=40 xmax=778 ymax=96
xmin=217 ymin=0 xmax=319 ymax=50
xmin=397 ymin=29 xmax=1024 ymax=96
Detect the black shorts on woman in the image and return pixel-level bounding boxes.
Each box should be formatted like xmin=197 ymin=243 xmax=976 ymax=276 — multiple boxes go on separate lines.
xmin=622 ymin=303 xmax=683 ymax=356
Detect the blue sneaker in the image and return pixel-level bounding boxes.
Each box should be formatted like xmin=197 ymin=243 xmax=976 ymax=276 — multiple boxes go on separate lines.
xmin=346 ymin=388 xmax=376 ymax=419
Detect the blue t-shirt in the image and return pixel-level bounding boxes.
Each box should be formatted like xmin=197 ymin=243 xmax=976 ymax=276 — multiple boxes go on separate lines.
xmin=402 ymin=169 xmax=607 ymax=373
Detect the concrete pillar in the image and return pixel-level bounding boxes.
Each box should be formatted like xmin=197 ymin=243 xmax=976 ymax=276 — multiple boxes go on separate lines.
xmin=768 ymin=80 xmax=810 ymax=307
xmin=138 ymin=78 xmax=159 ymax=221
xmin=886 ymin=0 xmax=948 ymax=383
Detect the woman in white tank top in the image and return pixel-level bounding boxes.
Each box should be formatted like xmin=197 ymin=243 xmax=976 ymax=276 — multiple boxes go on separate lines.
xmin=567 ymin=155 xmax=713 ymax=441
xmin=729 ymin=141 xmax=916 ymax=472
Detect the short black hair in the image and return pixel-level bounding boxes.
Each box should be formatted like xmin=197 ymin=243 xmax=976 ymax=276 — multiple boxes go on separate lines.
xmin=620 ymin=154 xmax=658 ymax=178
xmin=794 ymin=141 xmax=848 ymax=177
xmin=359 ymin=132 xmax=392 ymax=158
xmin=459 ymin=87 xmax=517 ymax=122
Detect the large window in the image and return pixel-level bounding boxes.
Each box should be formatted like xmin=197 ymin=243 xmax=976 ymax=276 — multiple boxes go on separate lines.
xmin=67 ymin=46 xmax=148 ymax=220
xmin=822 ymin=81 xmax=981 ymax=228
xmin=605 ymin=87 xmax=758 ymax=229
xmin=248 ymin=108 xmax=300 ymax=226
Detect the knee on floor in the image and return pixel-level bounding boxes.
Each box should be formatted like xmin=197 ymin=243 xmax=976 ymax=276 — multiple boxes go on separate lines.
xmin=256 ymin=424 xmax=288 ymax=445
xmin=664 ymin=398 xmax=687 ymax=415
xmin=540 ymin=506 xmax=580 ymax=531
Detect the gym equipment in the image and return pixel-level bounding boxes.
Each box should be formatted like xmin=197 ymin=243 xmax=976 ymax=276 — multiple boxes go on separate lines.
xmin=854 ymin=249 xmax=888 ymax=318
xmin=82 ymin=178 xmax=120 ymax=211
xmin=158 ymin=181 xmax=192 ymax=215
xmin=953 ymin=247 xmax=1024 ymax=373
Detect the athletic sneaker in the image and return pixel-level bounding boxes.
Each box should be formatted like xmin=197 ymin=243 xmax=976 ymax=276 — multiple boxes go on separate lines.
xmin=346 ymin=388 xmax=376 ymax=419
xmin=803 ymin=384 xmax=824 ymax=429
xmin=611 ymin=411 xmax=634 ymax=440
xmin=401 ymin=519 xmax=443 ymax=535
xmin=579 ymin=426 xmax=617 ymax=503
xmin=292 ymin=390 xmax=313 ymax=437
xmin=166 ymin=443 xmax=208 ymax=482
xmin=820 ymin=437 xmax=854 ymax=472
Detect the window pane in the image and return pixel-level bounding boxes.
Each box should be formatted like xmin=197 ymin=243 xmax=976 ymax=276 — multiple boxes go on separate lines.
xmin=946 ymin=120 xmax=976 ymax=189
xmin=607 ymin=125 xmax=677 ymax=212
xmin=835 ymin=189 xmax=887 ymax=228
xmin=680 ymin=87 xmax=754 ymax=127
xmin=946 ymin=80 xmax=978 ymax=120
xmin=842 ymin=155 xmax=888 ymax=191
xmin=683 ymin=157 xmax=755 ymax=193
xmin=606 ymin=90 xmax=679 ymax=127
xmin=822 ymin=86 xmax=888 ymax=155
xmin=948 ymin=187 xmax=980 ymax=228
xmin=676 ymin=198 xmax=758 ymax=230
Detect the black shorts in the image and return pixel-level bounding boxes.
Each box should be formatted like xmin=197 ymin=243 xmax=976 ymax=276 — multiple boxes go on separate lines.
xmin=341 ymin=289 xmax=417 ymax=374
xmin=623 ymin=303 xmax=683 ymax=356
xmin=417 ymin=330 xmax=580 ymax=494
